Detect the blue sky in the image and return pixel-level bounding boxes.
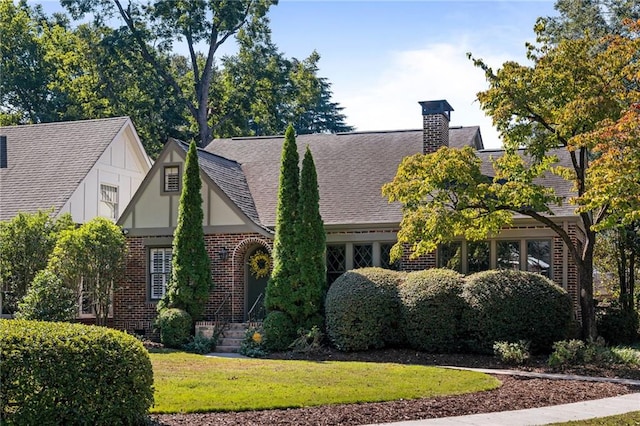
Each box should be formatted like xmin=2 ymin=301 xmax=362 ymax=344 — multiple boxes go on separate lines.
xmin=37 ymin=0 xmax=559 ymax=148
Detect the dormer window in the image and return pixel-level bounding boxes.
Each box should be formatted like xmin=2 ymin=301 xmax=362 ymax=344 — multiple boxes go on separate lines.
xmin=163 ymin=165 xmax=180 ymax=193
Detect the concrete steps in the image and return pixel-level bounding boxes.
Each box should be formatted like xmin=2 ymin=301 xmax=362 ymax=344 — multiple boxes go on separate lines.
xmin=215 ymin=323 xmax=250 ymax=353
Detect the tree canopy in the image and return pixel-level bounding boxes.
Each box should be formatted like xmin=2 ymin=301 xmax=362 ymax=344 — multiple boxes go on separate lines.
xmin=384 ymin=18 xmax=640 ymax=340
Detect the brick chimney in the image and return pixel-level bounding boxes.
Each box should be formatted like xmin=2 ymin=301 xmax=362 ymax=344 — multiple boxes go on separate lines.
xmin=419 ymin=100 xmax=453 ymax=154
xmin=0 ymin=136 xmax=6 ymax=168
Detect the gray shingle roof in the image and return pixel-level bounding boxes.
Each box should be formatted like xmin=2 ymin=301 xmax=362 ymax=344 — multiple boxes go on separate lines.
xmin=205 ymin=127 xmax=486 ymax=228
xmin=174 ymin=140 xmax=262 ymax=227
xmin=0 ymin=117 xmax=131 ymax=221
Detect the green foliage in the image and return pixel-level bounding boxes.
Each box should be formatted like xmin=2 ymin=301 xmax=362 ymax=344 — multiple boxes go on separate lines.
xmin=262 ymin=310 xmax=297 ymax=352
xmin=325 ymin=268 xmax=405 ymax=352
xmin=182 ymin=332 xmax=217 ymax=355
xmin=289 ymin=326 xmax=324 ymax=353
xmin=0 ymin=210 xmax=73 ymax=314
xmin=462 ymin=270 xmax=573 ymax=354
xmin=239 ymin=326 xmax=268 ymax=358
xmin=265 ymin=125 xmax=300 ymax=315
xmin=159 ymin=142 xmax=212 ymax=320
xmin=546 ymin=338 xmax=640 ymax=369
xmin=0 ymin=319 xmax=153 ymax=424
xmin=47 ymin=217 xmax=127 ymax=326
xmin=493 ymin=340 xmax=531 ymax=366
xmin=156 ymin=308 xmax=192 ymax=349
xmin=597 ymin=304 xmax=639 ymax=345
xmin=15 ymin=270 xmax=77 ymax=322
xmin=400 ymin=269 xmax=468 ymax=353
xmin=293 ymin=146 xmax=326 ymax=325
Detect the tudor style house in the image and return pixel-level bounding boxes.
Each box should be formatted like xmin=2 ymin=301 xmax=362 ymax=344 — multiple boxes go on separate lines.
xmin=115 ymin=100 xmax=583 ymax=337
xmin=0 ymin=117 xmax=152 ymax=223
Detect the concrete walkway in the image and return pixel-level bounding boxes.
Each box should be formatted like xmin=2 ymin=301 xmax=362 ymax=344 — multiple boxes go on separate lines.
xmin=366 ymin=393 xmax=640 ymax=425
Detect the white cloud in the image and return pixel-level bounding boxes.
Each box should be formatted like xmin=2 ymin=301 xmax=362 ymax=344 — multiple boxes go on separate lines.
xmin=337 ymin=42 xmax=511 ymax=149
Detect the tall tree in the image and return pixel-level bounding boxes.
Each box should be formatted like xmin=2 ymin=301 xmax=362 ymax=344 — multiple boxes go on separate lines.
xmin=265 ymin=125 xmax=299 ymax=314
xmin=61 ymin=0 xmax=276 ymax=147
xmin=0 ymin=211 xmax=74 ymax=314
xmin=294 ymin=146 xmax=326 ymax=327
xmin=47 ymin=217 xmax=127 ymax=326
xmin=383 ymin=24 xmax=640 ymax=340
xmin=158 ymin=141 xmax=212 ymax=320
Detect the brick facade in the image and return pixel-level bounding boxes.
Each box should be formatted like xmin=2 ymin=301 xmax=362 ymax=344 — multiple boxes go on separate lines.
xmin=113 ymin=232 xmax=273 ymax=338
xmin=112 ymin=222 xmax=583 ymax=338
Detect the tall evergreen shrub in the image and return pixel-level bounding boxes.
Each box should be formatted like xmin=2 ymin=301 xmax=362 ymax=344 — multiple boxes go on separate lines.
xmin=265 ymin=125 xmax=300 ymax=314
xmin=159 ymin=141 xmax=212 ymax=320
xmin=294 ymin=146 xmax=326 ymax=327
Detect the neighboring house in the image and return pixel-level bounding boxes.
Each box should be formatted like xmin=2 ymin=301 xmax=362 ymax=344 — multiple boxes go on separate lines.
xmin=0 ymin=117 xmax=152 ymax=223
xmin=115 ymin=100 xmax=583 ymax=337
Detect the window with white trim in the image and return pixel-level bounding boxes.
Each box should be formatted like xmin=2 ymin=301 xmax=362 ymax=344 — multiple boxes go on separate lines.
xmin=353 ymin=244 xmax=373 ymax=268
xmin=100 ymin=184 xmax=118 ymax=220
xmin=526 ymin=239 xmax=552 ymax=278
xmin=326 ymin=245 xmax=346 ymax=286
xmin=150 ymin=248 xmax=172 ymax=300
xmin=163 ymin=166 xmax=180 ymax=193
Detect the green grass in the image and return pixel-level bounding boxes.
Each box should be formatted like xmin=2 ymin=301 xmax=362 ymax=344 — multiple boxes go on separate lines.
xmin=550 ymin=411 xmax=640 ymax=425
xmin=149 ymin=351 xmax=500 ymax=414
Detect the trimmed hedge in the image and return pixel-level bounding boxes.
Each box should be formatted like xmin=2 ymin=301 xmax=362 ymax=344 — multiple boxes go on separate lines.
xmin=463 ymin=270 xmax=573 ymax=354
xmin=325 ymin=268 xmax=405 ymax=351
xmin=597 ymin=304 xmax=639 ymax=345
xmin=400 ymin=269 xmax=468 ymax=353
xmin=0 ymin=319 xmax=153 ymax=425
xmin=263 ymin=310 xmax=297 ymax=351
xmin=156 ymin=308 xmax=192 ymax=348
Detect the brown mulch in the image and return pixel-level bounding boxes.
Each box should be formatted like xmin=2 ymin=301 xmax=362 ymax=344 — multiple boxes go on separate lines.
xmin=149 ymin=348 xmax=640 ymax=426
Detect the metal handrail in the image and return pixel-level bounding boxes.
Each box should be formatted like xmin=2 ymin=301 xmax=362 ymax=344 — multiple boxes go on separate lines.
xmin=247 ymin=292 xmax=265 ymax=325
xmin=213 ymin=292 xmax=231 ymax=325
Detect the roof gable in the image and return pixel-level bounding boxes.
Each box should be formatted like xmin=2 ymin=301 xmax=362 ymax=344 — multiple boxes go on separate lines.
xmin=0 ymin=117 xmax=132 ymax=221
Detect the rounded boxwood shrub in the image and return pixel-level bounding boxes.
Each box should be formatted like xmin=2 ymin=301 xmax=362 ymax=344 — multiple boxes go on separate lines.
xmin=156 ymin=308 xmax=192 ymax=348
xmin=325 ymin=267 xmax=405 ymax=352
xmin=0 ymin=319 xmax=153 ymax=425
xmin=263 ymin=310 xmax=296 ymax=351
xmin=400 ymin=268 xmax=468 ymax=353
xmin=462 ymin=270 xmax=573 ymax=354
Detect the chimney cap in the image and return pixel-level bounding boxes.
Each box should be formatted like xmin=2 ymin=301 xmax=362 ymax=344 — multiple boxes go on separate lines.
xmin=418 ymin=100 xmax=454 ymax=119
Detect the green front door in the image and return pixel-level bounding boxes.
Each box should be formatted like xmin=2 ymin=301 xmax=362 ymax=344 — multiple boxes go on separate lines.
xmin=246 ymin=247 xmax=270 ymax=321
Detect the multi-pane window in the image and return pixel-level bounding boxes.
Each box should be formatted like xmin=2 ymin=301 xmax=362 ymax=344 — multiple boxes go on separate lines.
xmin=527 ymin=240 xmax=551 ymax=277
xmin=326 ymin=245 xmax=346 ymax=285
xmin=380 ymin=243 xmax=399 ymax=270
xmin=100 ymin=184 xmax=118 ymax=220
xmin=438 ymin=241 xmax=462 ymax=272
xmin=163 ymin=166 xmax=180 ymax=193
xmin=467 ymin=241 xmax=490 ymax=274
xmin=496 ymin=240 xmax=520 ymax=270
xmin=353 ymin=244 xmax=373 ymax=268
xmin=150 ymin=248 xmax=172 ymax=300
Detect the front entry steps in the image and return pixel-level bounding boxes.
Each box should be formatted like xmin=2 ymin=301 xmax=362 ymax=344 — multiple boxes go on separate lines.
xmin=215 ymin=323 xmax=250 ymax=353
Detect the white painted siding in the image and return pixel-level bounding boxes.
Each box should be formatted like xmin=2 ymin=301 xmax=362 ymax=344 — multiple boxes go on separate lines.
xmin=59 ymin=122 xmax=150 ymax=223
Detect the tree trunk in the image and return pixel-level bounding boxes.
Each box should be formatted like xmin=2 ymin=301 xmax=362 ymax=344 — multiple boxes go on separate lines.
xmin=579 ymin=245 xmax=598 ymax=340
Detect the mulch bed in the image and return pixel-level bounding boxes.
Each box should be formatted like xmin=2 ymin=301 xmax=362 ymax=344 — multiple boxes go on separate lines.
xmin=149 ymin=348 xmax=640 ymax=426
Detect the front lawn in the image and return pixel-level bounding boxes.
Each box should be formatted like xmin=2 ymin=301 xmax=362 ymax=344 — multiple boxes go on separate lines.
xmin=149 ymin=351 xmax=499 ymax=413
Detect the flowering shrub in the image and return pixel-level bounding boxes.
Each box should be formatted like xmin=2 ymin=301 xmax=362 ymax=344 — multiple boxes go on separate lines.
xmin=493 ymin=340 xmax=531 ymax=365
xmin=239 ymin=326 xmax=268 ymax=358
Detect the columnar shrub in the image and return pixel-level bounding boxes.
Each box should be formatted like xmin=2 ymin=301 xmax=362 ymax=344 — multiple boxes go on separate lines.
xmin=0 ymin=319 xmax=153 ymax=425
xmin=325 ymin=268 xmax=405 ymax=351
xmin=156 ymin=308 xmax=192 ymax=348
xmin=400 ymin=269 xmax=467 ymax=352
xmin=159 ymin=141 xmax=212 ymax=320
xmin=463 ymin=270 xmax=573 ymax=354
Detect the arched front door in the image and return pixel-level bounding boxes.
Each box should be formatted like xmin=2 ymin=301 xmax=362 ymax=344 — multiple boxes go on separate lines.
xmin=245 ymin=246 xmax=270 ymax=321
